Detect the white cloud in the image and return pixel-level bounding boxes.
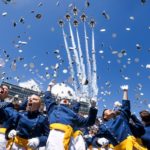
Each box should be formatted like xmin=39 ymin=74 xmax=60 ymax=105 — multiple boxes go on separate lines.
xmin=19 ymin=79 xmax=41 ymax=92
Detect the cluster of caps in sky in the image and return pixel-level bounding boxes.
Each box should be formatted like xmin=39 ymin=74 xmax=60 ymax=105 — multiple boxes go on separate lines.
xmin=0 ymin=0 xmax=150 ymax=110
xmin=0 ymin=0 xmax=91 ymax=85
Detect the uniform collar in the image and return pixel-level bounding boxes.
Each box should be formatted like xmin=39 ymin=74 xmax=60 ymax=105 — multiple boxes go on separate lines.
xmin=0 ymin=99 xmax=4 ymax=102
xmin=60 ymin=104 xmax=69 ymax=107
xmin=27 ymin=111 xmax=40 ymax=117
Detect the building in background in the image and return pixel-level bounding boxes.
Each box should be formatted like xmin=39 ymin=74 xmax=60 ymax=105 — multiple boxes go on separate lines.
xmin=1 ymin=81 xmax=89 ymax=114
xmin=1 ymin=81 xmax=42 ymax=101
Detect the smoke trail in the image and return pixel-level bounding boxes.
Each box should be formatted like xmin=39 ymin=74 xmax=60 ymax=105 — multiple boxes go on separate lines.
xmin=68 ymin=21 xmax=82 ymax=89
xmin=76 ymin=27 xmax=88 ymax=96
xmin=76 ymin=28 xmax=86 ymax=83
xmin=91 ymin=28 xmax=98 ymax=98
xmin=84 ymin=22 xmax=92 ymax=97
xmin=62 ymin=27 xmax=78 ymax=94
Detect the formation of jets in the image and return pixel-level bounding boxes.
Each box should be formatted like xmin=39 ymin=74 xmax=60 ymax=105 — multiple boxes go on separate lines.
xmin=58 ymin=7 xmax=95 ymax=28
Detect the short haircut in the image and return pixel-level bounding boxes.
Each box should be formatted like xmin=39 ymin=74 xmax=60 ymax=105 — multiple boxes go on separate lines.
xmin=140 ymin=110 xmax=150 ymax=123
xmin=102 ymin=109 xmax=108 ymax=121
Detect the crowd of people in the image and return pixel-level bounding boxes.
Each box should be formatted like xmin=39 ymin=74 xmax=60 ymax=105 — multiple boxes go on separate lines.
xmin=0 ymin=82 xmax=150 ymax=150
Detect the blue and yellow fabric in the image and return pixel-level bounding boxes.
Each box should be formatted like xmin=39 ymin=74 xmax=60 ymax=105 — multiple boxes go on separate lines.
xmin=43 ymin=91 xmax=98 ymax=129
xmin=0 ymin=107 xmax=49 ymax=147
xmin=95 ymin=100 xmax=147 ymax=150
xmin=7 ymin=136 xmax=32 ymax=150
xmin=114 ymin=136 xmax=147 ymax=150
xmin=0 ymin=102 xmax=18 ymax=138
xmin=44 ymin=91 xmax=97 ymax=150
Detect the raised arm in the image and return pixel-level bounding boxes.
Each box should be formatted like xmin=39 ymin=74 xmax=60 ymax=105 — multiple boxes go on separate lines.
xmin=18 ymin=98 xmax=28 ymax=110
xmin=122 ymin=85 xmax=128 ymax=100
xmin=120 ymin=85 xmax=131 ymax=119
xmin=43 ymin=82 xmax=57 ymax=114
xmin=71 ymin=101 xmax=81 ymax=113
xmin=43 ymin=91 xmax=56 ymax=113
xmin=76 ymin=101 xmax=98 ymax=128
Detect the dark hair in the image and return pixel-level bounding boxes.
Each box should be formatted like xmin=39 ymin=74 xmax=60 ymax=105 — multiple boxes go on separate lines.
xmin=102 ymin=109 xmax=108 ymax=121
xmin=0 ymin=86 xmax=4 ymax=94
xmin=140 ymin=110 xmax=150 ymax=123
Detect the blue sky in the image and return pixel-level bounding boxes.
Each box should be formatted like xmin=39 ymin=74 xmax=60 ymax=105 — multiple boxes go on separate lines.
xmin=0 ymin=0 xmax=150 ymax=115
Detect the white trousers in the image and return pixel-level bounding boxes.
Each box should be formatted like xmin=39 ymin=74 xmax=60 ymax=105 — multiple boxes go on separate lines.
xmin=0 ymin=133 xmax=7 ymax=150
xmin=39 ymin=147 xmax=46 ymax=150
xmin=74 ymin=135 xmax=86 ymax=150
xmin=8 ymin=143 xmax=27 ymax=150
xmin=7 ymin=142 xmax=44 ymax=150
xmin=88 ymin=148 xmax=113 ymax=150
xmin=46 ymin=130 xmax=75 ymax=150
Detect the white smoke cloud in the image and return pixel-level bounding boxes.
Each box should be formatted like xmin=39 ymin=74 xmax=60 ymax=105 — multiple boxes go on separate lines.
xmin=51 ymin=83 xmax=75 ymax=100
xmin=19 ymin=79 xmax=41 ymax=92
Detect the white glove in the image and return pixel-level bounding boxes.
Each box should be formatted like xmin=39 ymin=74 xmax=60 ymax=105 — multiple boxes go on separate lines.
xmin=90 ymin=100 xmax=96 ymax=107
xmin=27 ymin=138 xmax=40 ymax=149
xmin=47 ymin=80 xmax=56 ymax=91
xmin=114 ymin=101 xmax=122 ymax=107
xmin=84 ymin=134 xmax=92 ymax=138
xmin=8 ymin=130 xmax=17 ymax=139
xmin=49 ymin=80 xmax=56 ymax=86
xmin=120 ymin=85 xmax=128 ymax=91
xmin=97 ymin=138 xmax=109 ymax=147
xmin=98 ymin=117 xmax=103 ymax=124
xmin=90 ymin=98 xmax=97 ymax=108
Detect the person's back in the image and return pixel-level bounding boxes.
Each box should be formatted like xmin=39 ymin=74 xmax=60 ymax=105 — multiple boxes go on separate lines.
xmin=140 ymin=110 xmax=150 ymax=149
xmin=142 ymin=125 xmax=150 ymax=148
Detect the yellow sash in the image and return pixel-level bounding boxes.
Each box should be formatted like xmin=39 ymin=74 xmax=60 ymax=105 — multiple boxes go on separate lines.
xmin=136 ymin=138 xmax=143 ymax=145
xmin=7 ymin=136 xmax=32 ymax=150
xmin=50 ymin=123 xmax=73 ymax=150
xmin=88 ymin=145 xmax=93 ymax=150
xmin=0 ymin=128 xmax=6 ymax=134
xmin=73 ymin=130 xmax=83 ymax=139
xmin=88 ymin=145 xmax=101 ymax=150
xmin=109 ymin=144 xmax=114 ymax=149
xmin=114 ymin=136 xmax=147 ymax=150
